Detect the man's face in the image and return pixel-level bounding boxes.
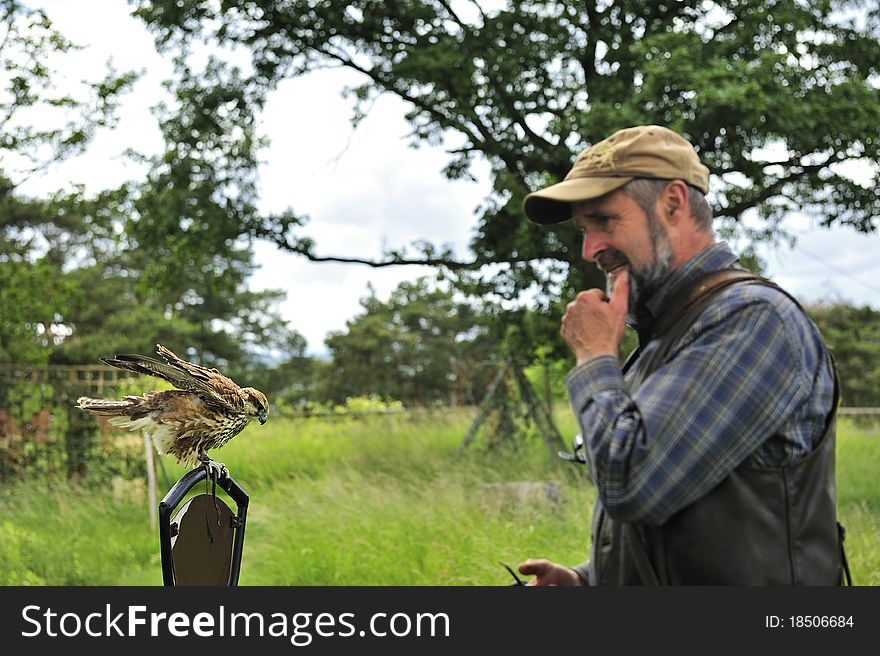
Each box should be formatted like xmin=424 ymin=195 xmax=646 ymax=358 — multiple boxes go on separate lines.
xmin=572 ymin=189 xmax=673 ymax=309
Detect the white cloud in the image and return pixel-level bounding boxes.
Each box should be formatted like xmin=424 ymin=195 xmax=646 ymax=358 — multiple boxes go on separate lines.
xmin=758 ymin=225 xmax=880 ymax=308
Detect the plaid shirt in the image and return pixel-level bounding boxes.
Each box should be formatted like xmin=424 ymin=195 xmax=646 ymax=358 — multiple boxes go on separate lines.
xmin=565 ymin=242 xmax=836 ymax=539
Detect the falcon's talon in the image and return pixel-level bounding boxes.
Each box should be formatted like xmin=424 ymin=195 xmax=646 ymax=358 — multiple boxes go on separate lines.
xmin=214 ymin=462 xmax=229 ymax=481
xmin=199 ymin=457 xmax=227 ymax=483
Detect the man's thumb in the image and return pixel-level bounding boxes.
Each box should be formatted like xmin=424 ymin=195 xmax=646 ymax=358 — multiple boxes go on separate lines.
xmin=610 ymin=269 xmax=630 ymax=314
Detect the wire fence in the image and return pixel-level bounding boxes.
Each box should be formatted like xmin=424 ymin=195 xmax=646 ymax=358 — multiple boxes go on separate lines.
xmin=0 ymin=364 xmax=146 ymax=484
xmin=1 ymin=363 xmax=879 ymax=483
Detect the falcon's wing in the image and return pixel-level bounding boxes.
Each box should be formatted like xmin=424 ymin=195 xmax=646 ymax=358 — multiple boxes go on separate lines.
xmin=101 ymin=344 xmax=243 ymax=412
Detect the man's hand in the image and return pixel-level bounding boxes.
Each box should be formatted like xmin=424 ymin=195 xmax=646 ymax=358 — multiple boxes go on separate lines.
xmin=517 ymin=558 xmax=584 ymax=586
xmin=561 ymin=269 xmax=629 ymax=365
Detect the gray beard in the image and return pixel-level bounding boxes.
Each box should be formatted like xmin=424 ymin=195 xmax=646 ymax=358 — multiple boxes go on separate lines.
xmin=606 ymin=209 xmax=673 ymax=314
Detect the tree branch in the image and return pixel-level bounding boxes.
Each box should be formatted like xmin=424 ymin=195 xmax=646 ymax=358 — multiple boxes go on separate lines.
xmin=581 ymin=0 xmax=600 ymax=84
xmin=466 ymin=0 xmax=489 ymax=26
xmin=314 ymin=43 xmax=533 ymax=188
xmin=718 ymin=153 xmax=846 ymax=220
xmin=315 ymin=44 xmax=479 ymax=143
xmin=295 ymin=249 xmax=569 ymax=270
xmin=436 ymin=0 xmax=468 ymax=32
xmin=262 ymin=232 xmax=568 ymax=270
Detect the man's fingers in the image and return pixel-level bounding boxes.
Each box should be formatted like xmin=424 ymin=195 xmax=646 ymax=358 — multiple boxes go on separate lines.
xmin=517 ymin=558 xmax=548 ymax=575
xmin=518 ymin=559 xmax=548 ymax=585
xmin=560 ymin=276 xmax=627 ymax=362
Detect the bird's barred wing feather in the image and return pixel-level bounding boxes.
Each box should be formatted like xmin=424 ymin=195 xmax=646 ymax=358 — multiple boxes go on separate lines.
xmin=101 ymin=344 xmax=243 ymax=412
xmin=155 ymin=344 xmax=247 ymax=410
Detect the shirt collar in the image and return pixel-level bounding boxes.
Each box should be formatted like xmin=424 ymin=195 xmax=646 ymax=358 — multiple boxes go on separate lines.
xmin=640 ymin=241 xmax=740 ymax=321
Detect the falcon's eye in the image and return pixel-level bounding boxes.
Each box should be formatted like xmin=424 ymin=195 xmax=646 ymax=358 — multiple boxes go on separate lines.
xmin=248 ymin=393 xmax=266 ymax=413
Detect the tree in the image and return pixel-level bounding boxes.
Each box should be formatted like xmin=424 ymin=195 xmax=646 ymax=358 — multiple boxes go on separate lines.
xmin=114 ymin=55 xmax=305 ymax=365
xmin=0 ymin=1 xmax=138 ymax=364
xmin=807 ymin=301 xmax=880 ymax=407
xmin=0 ymin=5 xmax=305 ymax=375
xmin=0 ymin=1 xmax=139 ymax=185
xmin=0 ymin=250 xmax=78 ymax=364
xmin=43 ymin=65 xmax=308 ymax=368
xmin=323 ymin=278 xmax=495 ymax=405
xmin=131 ymin=0 xmax=880 ymax=310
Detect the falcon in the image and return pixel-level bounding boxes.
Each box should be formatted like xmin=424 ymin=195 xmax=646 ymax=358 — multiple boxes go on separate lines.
xmin=76 ymin=344 xmax=269 ymax=478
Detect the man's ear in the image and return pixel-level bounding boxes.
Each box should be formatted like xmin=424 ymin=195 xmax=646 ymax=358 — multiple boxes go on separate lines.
xmin=663 ymin=180 xmax=690 ymax=223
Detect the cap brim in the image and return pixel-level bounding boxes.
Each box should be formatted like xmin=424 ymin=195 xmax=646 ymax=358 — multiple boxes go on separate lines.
xmin=523 ymin=176 xmax=634 ymax=224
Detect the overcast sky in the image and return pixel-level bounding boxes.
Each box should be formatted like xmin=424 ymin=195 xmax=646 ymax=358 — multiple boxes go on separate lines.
xmin=14 ymin=0 xmax=880 ymax=356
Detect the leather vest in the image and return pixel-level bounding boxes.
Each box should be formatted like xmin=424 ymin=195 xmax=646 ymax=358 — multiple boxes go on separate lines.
xmin=592 ymin=270 xmax=844 ymax=585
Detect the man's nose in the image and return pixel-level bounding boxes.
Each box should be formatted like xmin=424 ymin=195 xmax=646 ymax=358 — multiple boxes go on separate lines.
xmin=581 ymin=231 xmax=604 ymax=261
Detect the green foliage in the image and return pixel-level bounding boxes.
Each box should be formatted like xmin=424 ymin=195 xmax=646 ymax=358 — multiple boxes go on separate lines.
xmin=323 ymin=278 xmax=497 ymax=406
xmin=271 ymin=394 xmax=405 ymax=418
xmin=807 ymin=301 xmax=880 ymax=407
xmin=524 ymin=350 xmax=579 ymax=406
xmin=0 ymin=1 xmax=140 ymax=177
xmin=132 ymin=0 xmax=880 ymax=305
xmin=0 ymin=521 xmax=46 ymax=585
xmin=0 ymin=254 xmax=78 ymax=364
xmin=335 ymin=395 xmax=404 ymax=414
xmin=4 ymin=1 xmax=879 ymax=425
xmin=0 ymin=367 xmax=161 ymax=483
xmin=0 ymin=5 xmax=306 ymax=388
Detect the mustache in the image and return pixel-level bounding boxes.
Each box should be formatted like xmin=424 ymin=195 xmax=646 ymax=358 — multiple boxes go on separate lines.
xmin=596 ymin=249 xmax=629 ymax=273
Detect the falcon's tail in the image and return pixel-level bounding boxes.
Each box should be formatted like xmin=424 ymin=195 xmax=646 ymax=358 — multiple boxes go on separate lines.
xmin=76 ymin=397 xmax=137 ymax=416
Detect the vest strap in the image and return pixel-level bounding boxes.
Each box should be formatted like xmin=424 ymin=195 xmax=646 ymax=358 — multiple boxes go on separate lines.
xmin=615 ymin=268 xmax=848 ymax=585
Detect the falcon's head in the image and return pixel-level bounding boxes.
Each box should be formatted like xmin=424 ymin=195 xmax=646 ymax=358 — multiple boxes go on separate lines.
xmin=242 ymin=388 xmax=270 ymax=424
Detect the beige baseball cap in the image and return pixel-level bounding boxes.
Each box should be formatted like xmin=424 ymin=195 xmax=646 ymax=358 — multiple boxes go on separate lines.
xmin=523 ymin=125 xmax=710 ymax=224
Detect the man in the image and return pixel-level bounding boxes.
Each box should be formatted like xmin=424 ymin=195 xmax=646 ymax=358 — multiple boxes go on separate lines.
xmin=517 ymin=125 xmax=846 ymax=585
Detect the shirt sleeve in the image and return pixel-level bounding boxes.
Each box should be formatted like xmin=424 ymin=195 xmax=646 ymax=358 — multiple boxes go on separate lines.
xmin=565 ymin=296 xmax=809 ymax=526
xmin=571 ymin=561 xmax=592 ymax=586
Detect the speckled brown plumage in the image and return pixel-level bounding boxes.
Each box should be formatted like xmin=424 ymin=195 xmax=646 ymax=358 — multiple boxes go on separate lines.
xmin=76 ymin=344 xmax=269 ymax=467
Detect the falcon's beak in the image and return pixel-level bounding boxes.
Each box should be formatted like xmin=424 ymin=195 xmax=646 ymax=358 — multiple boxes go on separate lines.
xmin=259 ymin=415 xmax=267 ymax=425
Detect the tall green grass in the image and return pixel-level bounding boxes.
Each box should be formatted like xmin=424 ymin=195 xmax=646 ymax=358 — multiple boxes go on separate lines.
xmin=0 ymin=410 xmax=877 ymax=585
xmin=835 ymin=421 xmax=880 ymax=585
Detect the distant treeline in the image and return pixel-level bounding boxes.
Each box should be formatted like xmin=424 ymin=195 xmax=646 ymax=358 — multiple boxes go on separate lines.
xmin=1 ymin=279 xmax=877 ymax=485
xmin=3 ymin=274 xmax=879 ymax=412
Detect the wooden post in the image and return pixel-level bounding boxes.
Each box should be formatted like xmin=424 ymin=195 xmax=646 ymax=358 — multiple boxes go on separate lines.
xmin=512 ymin=363 xmax=566 ymax=456
xmin=543 ymin=361 xmax=552 ymax=412
xmin=457 ymin=359 xmax=510 ymax=456
xmin=144 ymin=433 xmax=157 ymax=531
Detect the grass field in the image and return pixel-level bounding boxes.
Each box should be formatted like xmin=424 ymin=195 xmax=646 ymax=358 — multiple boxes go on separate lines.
xmin=1 ymin=409 xmax=877 ymax=585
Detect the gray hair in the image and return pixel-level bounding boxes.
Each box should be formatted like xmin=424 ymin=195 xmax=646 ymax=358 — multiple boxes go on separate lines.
xmin=620 ymin=178 xmax=713 ymax=232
